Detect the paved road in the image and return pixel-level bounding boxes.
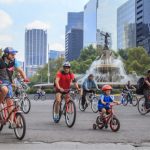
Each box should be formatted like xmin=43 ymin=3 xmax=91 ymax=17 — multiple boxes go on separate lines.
xmin=0 ymin=97 xmax=150 ymax=149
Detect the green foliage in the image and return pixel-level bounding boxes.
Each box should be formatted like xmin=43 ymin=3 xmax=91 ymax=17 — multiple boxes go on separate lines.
xmin=119 ymin=47 xmax=150 ymax=75
xmin=0 ymin=48 xmax=2 ymax=56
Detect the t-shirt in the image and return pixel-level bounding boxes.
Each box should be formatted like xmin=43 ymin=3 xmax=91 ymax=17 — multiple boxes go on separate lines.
xmin=56 ymin=71 xmax=75 ymax=90
xmin=98 ymin=94 xmax=114 ymax=104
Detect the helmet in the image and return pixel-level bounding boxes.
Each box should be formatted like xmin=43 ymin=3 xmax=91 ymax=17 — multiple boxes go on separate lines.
xmin=102 ymin=85 xmax=112 ymax=91
xmin=63 ymin=62 xmax=71 ymax=67
xmin=147 ymin=69 xmax=150 ymax=74
xmin=4 ymin=47 xmax=18 ymax=55
xmin=88 ymin=74 xmax=94 ymax=78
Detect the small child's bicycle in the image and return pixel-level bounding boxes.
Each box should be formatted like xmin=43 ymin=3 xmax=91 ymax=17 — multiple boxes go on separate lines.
xmin=93 ymin=103 xmax=120 ymax=132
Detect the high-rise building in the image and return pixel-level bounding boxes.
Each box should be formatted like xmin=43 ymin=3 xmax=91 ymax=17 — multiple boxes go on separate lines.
xmin=65 ymin=28 xmax=83 ymax=61
xmin=25 ymin=28 xmax=47 ymax=77
xmin=136 ymin=0 xmax=150 ymax=54
xmin=65 ymin=12 xmax=84 ymax=61
xmin=117 ymin=0 xmax=136 ymax=50
xmin=48 ymin=50 xmax=65 ymax=60
xmin=84 ymin=0 xmax=112 ymax=48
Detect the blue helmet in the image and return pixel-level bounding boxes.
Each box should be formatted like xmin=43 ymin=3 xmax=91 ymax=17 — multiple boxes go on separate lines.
xmin=4 ymin=47 xmax=18 ymax=54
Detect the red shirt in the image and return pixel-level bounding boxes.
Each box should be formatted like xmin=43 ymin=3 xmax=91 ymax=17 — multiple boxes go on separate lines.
xmin=56 ymin=71 xmax=75 ymax=90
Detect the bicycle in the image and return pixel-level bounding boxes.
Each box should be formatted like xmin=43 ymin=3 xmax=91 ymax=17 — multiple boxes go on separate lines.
xmin=79 ymin=91 xmax=98 ymax=113
xmin=14 ymin=81 xmax=31 ymax=114
xmin=52 ymin=89 xmax=76 ymax=128
xmin=34 ymin=92 xmax=46 ymax=101
xmin=93 ymin=103 xmax=120 ymax=132
xmin=121 ymin=90 xmax=138 ymax=106
xmin=0 ymin=98 xmax=26 ymax=140
xmin=138 ymin=96 xmax=150 ymax=115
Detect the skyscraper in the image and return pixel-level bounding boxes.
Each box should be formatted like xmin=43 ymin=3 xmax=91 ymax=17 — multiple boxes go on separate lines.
xmin=117 ymin=0 xmax=136 ymax=50
xmin=136 ymin=0 xmax=150 ymax=54
xmin=25 ymin=27 xmax=47 ymax=77
xmin=84 ymin=0 xmax=112 ymax=48
xmin=48 ymin=50 xmax=65 ymax=60
xmin=65 ymin=12 xmax=84 ymax=61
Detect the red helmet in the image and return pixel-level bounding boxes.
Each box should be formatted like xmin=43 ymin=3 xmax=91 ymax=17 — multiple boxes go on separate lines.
xmin=102 ymin=85 xmax=112 ymax=91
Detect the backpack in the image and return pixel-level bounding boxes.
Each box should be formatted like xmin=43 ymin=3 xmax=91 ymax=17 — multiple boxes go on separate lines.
xmin=136 ymin=77 xmax=145 ymax=95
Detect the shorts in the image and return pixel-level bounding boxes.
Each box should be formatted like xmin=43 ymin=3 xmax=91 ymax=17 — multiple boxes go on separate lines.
xmin=0 ymin=80 xmax=13 ymax=98
xmin=98 ymin=104 xmax=110 ymax=111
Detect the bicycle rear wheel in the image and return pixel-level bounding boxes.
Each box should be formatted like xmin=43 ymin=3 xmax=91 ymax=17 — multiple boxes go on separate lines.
xmin=132 ymin=95 xmax=138 ymax=106
xmin=52 ymin=101 xmax=62 ymax=123
xmin=21 ymin=97 xmax=31 ymax=114
xmin=65 ymin=100 xmax=76 ymax=128
xmin=14 ymin=113 xmax=26 ymax=140
xmin=91 ymin=97 xmax=98 ymax=113
xmin=122 ymin=95 xmax=128 ymax=106
xmin=33 ymin=94 xmax=39 ymax=101
xmin=138 ymin=97 xmax=148 ymax=115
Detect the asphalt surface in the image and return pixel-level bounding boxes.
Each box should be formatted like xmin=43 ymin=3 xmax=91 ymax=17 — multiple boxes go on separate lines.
xmin=0 ymin=95 xmax=150 ymax=149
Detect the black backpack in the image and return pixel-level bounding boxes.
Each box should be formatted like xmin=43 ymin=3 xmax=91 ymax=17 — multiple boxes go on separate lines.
xmin=136 ymin=77 xmax=145 ymax=95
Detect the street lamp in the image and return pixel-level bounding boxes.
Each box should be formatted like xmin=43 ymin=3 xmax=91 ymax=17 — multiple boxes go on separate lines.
xmin=48 ymin=44 xmax=50 ymax=84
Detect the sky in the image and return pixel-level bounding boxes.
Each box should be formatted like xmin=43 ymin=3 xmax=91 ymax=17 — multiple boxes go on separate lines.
xmin=0 ymin=0 xmax=128 ymax=61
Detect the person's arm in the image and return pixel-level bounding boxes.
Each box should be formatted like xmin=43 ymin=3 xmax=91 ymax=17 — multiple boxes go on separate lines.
xmin=100 ymin=95 xmax=106 ymax=105
xmin=84 ymin=80 xmax=90 ymax=91
xmin=145 ymin=78 xmax=150 ymax=87
xmin=55 ymin=77 xmax=64 ymax=92
xmin=16 ymin=67 xmax=26 ymax=80
xmin=93 ymin=80 xmax=98 ymax=90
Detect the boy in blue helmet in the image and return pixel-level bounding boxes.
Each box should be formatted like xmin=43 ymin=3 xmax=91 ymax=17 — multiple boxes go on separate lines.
xmin=0 ymin=47 xmax=29 ymax=128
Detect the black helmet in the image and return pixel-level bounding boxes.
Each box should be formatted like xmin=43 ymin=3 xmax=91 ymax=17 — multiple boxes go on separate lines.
xmin=63 ymin=62 xmax=71 ymax=67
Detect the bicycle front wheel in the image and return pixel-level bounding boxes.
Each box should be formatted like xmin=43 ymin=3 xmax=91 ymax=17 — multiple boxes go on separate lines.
xmin=138 ymin=97 xmax=148 ymax=115
xmin=132 ymin=95 xmax=138 ymax=106
xmin=65 ymin=100 xmax=76 ymax=128
xmin=110 ymin=116 xmax=120 ymax=132
xmin=79 ymin=97 xmax=87 ymax=111
xmin=14 ymin=113 xmax=26 ymax=140
xmin=91 ymin=97 xmax=98 ymax=113
xmin=21 ymin=97 xmax=31 ymax=114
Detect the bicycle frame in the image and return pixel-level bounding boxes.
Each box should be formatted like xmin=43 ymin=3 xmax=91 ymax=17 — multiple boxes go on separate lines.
xmin=0 ymin=101 xmax=20 ymax=125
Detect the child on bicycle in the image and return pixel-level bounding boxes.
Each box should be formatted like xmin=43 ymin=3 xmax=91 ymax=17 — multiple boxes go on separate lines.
xmin=98 ymin=85 xmax=119 ymax=118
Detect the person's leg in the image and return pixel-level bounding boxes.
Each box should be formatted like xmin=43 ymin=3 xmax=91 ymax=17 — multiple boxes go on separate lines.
xmin=0 ymin=86 xmax=8 ymax=103
xmin=54 ymin=92 xmax=62 ymax=119
xmin=143 ymin=90 xmax=150 ymax=109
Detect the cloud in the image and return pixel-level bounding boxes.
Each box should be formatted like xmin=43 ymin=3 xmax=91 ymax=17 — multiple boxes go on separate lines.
xmin=26 ymin=20 xmax=50 ymax=30
xmin=49 ymin=43 xmax=65 ymax=51
xmin=0 ymin=10 xmax=13 ymax=29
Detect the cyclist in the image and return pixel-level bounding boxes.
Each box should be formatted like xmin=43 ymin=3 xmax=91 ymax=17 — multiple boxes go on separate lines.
xmin=53 ymin=62 xmax=80 ymax=122
xmin=98 ymin=85 xmax=119 ymax=120
xmin=143 ymin=69 xmax=150 ymax=109
xmin=0 ymin=47 xmax=28 ymax=128
xmin=81 ymin=74 xmax=98 ymax=109
xmin=122 ymin=81 xmax=136 ymax=104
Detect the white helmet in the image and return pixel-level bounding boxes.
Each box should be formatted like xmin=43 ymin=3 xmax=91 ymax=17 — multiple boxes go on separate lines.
xmin=63 ymin=61 xmax=71 ymax=67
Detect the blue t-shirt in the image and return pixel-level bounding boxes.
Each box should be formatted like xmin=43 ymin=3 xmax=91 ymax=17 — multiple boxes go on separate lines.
xmin=98 ymin=94 xmax=114 ymax=109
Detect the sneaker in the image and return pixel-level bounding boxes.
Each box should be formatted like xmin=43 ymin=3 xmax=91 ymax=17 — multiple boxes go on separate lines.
xmin=9 ymin=122 xmax=16 ymax=129
xmin=54 ymin=113 xmax=59 ymax=122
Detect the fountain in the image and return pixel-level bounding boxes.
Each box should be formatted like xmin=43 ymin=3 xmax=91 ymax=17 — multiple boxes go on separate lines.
xmin=77 ymin=32 xmax=138 ymax=86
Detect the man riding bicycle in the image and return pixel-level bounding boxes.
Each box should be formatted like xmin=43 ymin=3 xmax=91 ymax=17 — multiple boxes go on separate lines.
xmin=143 ymin=69 xmax=150 ymax=109
xmin=81 ymin=74 xmax=98 ymax=109
xmin=122 ymin=81 xmax=136 ymax=104
xmin=0 ymin=47 xmax=28 ymax=128
xmin=53 ymin=62 xmax=80 ymax=122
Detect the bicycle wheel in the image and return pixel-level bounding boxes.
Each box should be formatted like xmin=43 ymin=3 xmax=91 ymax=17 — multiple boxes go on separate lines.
xmin=96 ymin=116 xmax=104 ymax=129
xmin=52 ymin=101 xmax=62 ymax=123
xmin=42 ymin=95 xmax=46 ymax=101
xmin=132 ymin=95 xmax=138 ymax=106
xmin=65 ymin=100 xmax=76 ymax=128
xmin=110 ymin=116 xmax=120 ymax=132
xmin=21 ymin=97 xmax=31 ymax=114
xmin=138 ymin=97 xmax=148 ymax=115
xmin=79 ymin=97 xmax=87 ymax=111
xmin=14 ymin=113 xmax=26 ymax=140
xmin=34 ymin=94 xmax=39 ymax=101
xmin=122 ymin=95 xmax=128 ymax=106
xmin=91 ymin=97 xmax=98 ymax=113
